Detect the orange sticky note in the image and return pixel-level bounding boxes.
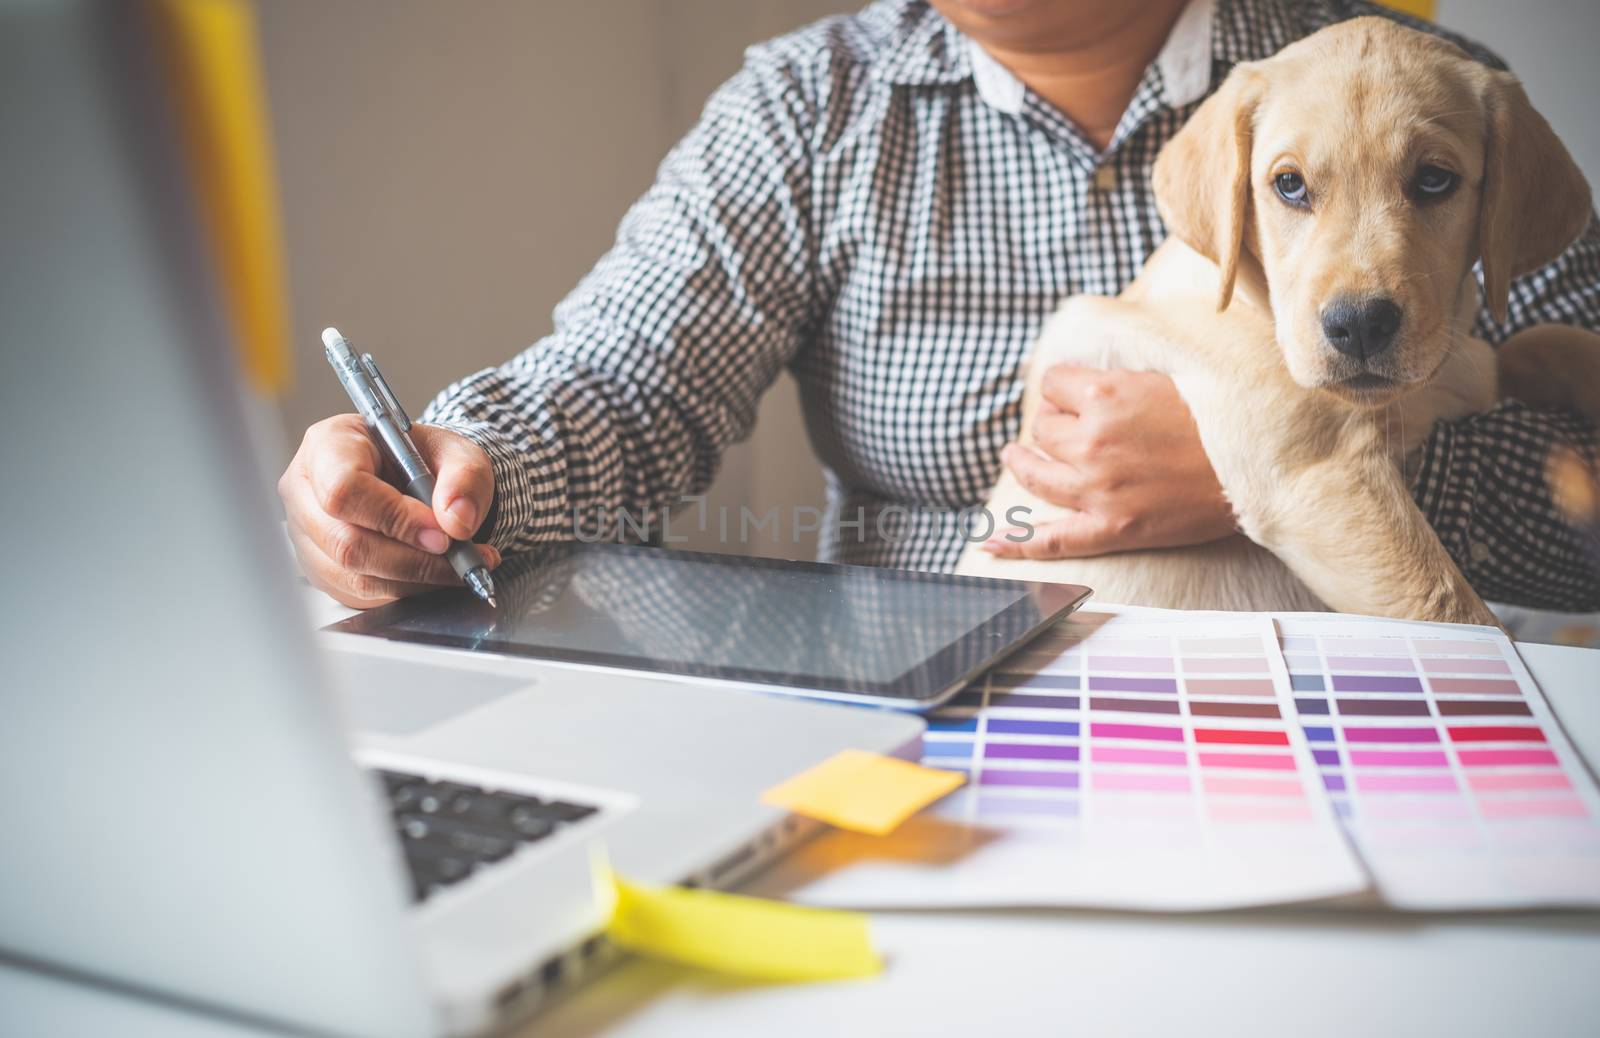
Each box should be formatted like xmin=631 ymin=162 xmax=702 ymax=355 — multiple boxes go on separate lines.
xmin=762 ymin=750 xmax=965 ymax=836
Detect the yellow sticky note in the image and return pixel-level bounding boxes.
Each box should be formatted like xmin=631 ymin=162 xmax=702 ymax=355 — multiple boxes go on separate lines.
xmin=762 ymin=749 xmax=965 ymax=836
xmin=596 ymin=865 xmax=881 ymax=982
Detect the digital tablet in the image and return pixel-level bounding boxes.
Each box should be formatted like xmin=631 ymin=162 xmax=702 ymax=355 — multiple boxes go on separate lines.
xmin=325 ymin=542 xmax=1090 ymax=710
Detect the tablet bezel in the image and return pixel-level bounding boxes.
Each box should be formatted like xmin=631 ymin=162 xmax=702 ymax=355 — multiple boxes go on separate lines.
xmin=324 ymin=542 xmax=1091 ymax=710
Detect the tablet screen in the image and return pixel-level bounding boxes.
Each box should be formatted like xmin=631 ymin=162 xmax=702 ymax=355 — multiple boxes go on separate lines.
xmin=325 ymin=542 xmax=1088 ymax=706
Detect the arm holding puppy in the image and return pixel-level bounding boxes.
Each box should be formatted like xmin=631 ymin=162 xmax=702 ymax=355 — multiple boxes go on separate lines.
xmin=991 ymin=44 xmax=1600 ymax=613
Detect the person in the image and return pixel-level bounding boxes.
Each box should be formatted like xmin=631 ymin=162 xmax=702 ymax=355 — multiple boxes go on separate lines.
xmin=279 ymin=0 xmax=1600 ymax=611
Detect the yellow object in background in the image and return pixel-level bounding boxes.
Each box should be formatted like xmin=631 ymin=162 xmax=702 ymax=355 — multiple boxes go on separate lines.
xmin=1381 ymin=0 xmax=1436 ymax=19
xmin=150 ymin=0 xmax=291 ymax=395
xmin=762 ymin=749 xmax=965 ymax=836
xmin=595 ymin=863 xmax=882 ymax=982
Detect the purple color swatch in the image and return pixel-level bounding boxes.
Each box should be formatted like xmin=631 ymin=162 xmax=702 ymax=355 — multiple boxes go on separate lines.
xmin=988 ymin=693 xmax=1079 ymax=710
xmin=979 ymin=769 xmax=1080 ymax=789
xmin=985 ymin=742 xmax=1080 ymax=761
xmin=1332 ymin=674 xmax=1424 ymax=693
xmin=1325 ymin=656 xmax=1416 ymax=672
xmin=1088 ymin=676 xmax=1179 ymax=694
xmin=986 ymin=718 xmax=1079 ymax=737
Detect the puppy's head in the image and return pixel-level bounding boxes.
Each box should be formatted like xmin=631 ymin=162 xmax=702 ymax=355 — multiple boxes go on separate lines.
xmin=1153 ymin=17 xmax=1591 ymax=406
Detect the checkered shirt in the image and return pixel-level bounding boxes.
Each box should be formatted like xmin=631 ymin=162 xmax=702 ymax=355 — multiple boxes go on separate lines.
xmin=423 ymin=0 xmax=1600 ymax=611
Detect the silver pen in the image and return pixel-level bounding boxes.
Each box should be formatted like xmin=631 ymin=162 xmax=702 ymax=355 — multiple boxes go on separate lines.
xmin=322 ymin=327 xmax=497 ymax=607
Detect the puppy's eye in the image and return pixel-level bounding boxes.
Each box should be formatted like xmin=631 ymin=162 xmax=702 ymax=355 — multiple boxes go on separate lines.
xmin=1413 ymin=165 xmax=1458 ymax=200
xmin=1274 ymin=171 xmax=1309 ymax=206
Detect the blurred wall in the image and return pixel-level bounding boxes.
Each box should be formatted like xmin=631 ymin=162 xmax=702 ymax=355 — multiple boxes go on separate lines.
xmin=261 ymin=0 xmax=1600 ymax=561
xmin=1441 ymin=0 xmax=1600 ymax=190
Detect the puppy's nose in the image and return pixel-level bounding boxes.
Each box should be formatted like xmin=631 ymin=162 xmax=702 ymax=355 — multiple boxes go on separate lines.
xmin=1321 ymin=297 xmax=1403 ymax=360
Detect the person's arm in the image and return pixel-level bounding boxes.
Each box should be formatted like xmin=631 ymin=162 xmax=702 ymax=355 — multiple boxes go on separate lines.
xmin=280 ymin=54 xmax=819 ymax=607
xmin=985 ymin=219 xmax=1600 ymax=611
xmin=420 ymin=58 xmax=817 ymax=554
xmin=1406 ymin=214 xmax=1600 ymax=612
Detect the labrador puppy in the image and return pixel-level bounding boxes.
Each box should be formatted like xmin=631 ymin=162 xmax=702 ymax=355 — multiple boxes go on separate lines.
xmin=957 ymin=17 xmax=1599 ymax=624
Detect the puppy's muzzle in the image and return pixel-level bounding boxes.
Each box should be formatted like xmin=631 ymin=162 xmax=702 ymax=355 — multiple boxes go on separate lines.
xmin=1321 ymin=296 xmax=1403 ymax=361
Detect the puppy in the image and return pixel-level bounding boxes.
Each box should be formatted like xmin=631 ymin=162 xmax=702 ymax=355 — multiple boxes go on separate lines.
xmin=957 ymin=18 xmax=1599 ymax=624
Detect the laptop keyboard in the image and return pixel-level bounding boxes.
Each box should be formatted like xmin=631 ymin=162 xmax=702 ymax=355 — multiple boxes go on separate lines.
xmin=374 ymin=769 xmax=598 ymax=903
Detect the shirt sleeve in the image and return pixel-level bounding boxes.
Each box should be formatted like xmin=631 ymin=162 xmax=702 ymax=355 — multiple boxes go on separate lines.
xmin=419 ymin=53 xmax=817 ymax=553
xmin=1408 ymin=213 xmax=1600 ymax=611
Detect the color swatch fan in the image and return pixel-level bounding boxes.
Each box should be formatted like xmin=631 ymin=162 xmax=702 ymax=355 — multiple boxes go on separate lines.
xmin=767 ymin=613 xmax=1369 ymax=910
xmin=1278 ymin=614 xmax=1600 ymax=909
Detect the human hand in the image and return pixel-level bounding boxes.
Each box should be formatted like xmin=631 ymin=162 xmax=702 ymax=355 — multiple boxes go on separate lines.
xmin=981 ymin=365 xmax=1235 ymax=559
xmin=279 ymin=415 xmax=501 ymax=608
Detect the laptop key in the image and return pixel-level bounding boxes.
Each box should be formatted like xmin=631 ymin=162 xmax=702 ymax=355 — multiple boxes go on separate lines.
xmin=398 ymin=814 xmax=516 ymax=863
xmin=406 ymin=841 xmax=475 ymax=886
xmin=540 ymin=801 xmax=598 ymax=823
xmin=414 ymin=781 xmax=480 ymax=816
xmin=498 ymin=799 xmax=597 ymax=825
xmin=378 ymin=769 xmax=415 ymax=792
xmin=379 ymin=771 xmax=428 ymax=813
xmin=445 ymin=792 xmax=557 ymax=841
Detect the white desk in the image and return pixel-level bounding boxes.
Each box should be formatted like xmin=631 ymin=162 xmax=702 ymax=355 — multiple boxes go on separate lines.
xmin=543 ymin=642 xmax=1600 ymax=1038
xmin=6 ymin=614 xmax=1598 ymax=1037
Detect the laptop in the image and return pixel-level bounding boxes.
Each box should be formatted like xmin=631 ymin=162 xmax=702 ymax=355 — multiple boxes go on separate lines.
xmin=0 ymin=6 xmax=920 ymax=1036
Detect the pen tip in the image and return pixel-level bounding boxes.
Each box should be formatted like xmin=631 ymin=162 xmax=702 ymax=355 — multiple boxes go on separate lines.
xmin=486 ymin=594 xmax=498 ymax=609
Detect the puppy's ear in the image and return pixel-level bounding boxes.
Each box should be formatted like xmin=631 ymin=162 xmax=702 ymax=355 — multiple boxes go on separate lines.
xmin=1476 ymin=68 xmax=1593 ymax=323
xmin=1154 ymin=67 xmax=1264 ymax=311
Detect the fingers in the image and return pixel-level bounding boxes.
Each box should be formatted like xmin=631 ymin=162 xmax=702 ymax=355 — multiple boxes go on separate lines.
xmin=305 ymin=427 xmax=448 ymax=552
xmin=980 ymin=513 xmax=1126 ymax=561
xmin=297 ymin=502 xmax=464 ymax=585
xmin=1038 ymin=363 xmax=1108 ymax=415
xmin=413 ymin=425 xmax=495 ymax=542
xmin=1000 ymin=443 xmax=1085 ymax=509
xmin=277 ymin=415 xmax=503 ymax=611
xmin=288 ymin=528 xmax=450 ymax=609
xmin=288 ymin=516 xmax=502 ymax=606
xmin=1030 ymin=409 xmax=1081 ymax=461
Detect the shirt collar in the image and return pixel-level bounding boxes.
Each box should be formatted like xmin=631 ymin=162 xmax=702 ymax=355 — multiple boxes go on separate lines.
xmin=1158 ymin=0 xmax=1216 ymax=108
xmin=1211 ymin=0 xmax=1302 ymax=72
xmin=964 ymin=0 xmax=1216 ymax=118
xmin=949 ymin=0 xmax=1301 ymax=118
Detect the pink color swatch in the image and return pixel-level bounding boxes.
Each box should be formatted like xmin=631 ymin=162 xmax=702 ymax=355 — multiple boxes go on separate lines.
xmin=1466 ymin=772 xmax=1574 ymax=793
xmin=1198 ymin=752 xmax=1297 ymax=771
xmin=1478 ymin=797 xmax=1588 ymax=820
xmin=1456 ymin=749 xmax=1560 ymax=767
xmin=1202 ymin=776 xmax=1305 ymax=798
xmin=1420 ymin=657 xmax=1512 ymax=675
xmin=1091 ymin=771 xmax=1192 ymax=793
xmin=1354 ymin=773 xmax=1459 ymax=794
xmin=1093 ymin=747 xmax=1187 ymax=767
xmin=1348 ymin=750 xmax=1450 ymax=768
xmin=1429 ymin=678 xmax=1523 ymax=696
xmin=1183 ymin=657 xmax=1270 ymax=674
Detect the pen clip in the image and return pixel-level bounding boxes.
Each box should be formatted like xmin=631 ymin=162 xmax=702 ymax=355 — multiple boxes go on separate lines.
xmin=362 ymin=354 xmax=411 ymax=431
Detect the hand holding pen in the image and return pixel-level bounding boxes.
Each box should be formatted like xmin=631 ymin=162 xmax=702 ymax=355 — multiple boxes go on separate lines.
xmin=321 ymin=328 xmax=498 ymax=607
xmin=277 ymin=331 xmax=502 ymax=610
